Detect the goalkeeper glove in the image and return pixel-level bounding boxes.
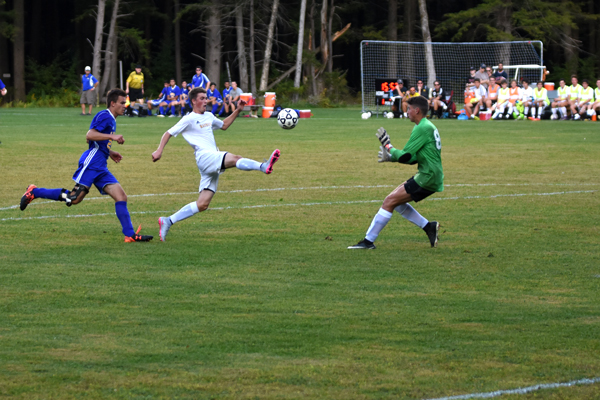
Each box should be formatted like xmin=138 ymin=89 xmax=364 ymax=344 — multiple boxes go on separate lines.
xmin=378 ymin=145 xmax=392 ymax=163
xmin=375 ymin=127 xmax=393 ymax=150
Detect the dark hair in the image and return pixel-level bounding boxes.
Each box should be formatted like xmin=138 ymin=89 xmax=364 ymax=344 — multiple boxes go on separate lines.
xmin=170 ymin=78 xmax=176 ymax=82
xmin=189 ymin=87 xmax=207 ymax=105
xmin=106 ymin=88 xmax=126 ymax=108
xmin=560 ymin=78 xmax=565 ymax=83
xmin=522 ymin=79 xmax=529 ymax=84
xmin=164 ymin=81 xmax=169 ymax=84
xmin=474 ymin=78 xmax=480 ymax=83
xmin=434 ymin=81 xmax=440 ymax=85
xmin=571 ymin=74 xmax=577 ymax=79
xmin=196 ymin=66 xmax=203 ymax=70
xmin=582 ymin=79 xmax=589 ymax=84
xmin=210 ymin=82 xmax=216 ymax=87
xmin=406 ymin=96 xmax=429 ymax=115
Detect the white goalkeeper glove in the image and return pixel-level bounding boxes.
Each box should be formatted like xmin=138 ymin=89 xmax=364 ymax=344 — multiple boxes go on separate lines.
xmin=375 ymin=127 xmax=392 ymax=147
xmin=378 ymin=145 xmax=392 ymax=163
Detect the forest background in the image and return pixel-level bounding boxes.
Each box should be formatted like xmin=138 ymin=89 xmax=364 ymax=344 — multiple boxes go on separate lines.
xmin=0 ymin=0 xmax=599 ymax=107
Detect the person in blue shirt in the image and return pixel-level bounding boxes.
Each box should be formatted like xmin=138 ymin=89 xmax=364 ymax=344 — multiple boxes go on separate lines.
xmin=221 ymin=81 xmax=232 ymax=115
xmin=191 ymin=66 xmax=210 ymax=89
xmin=0 ymin=78 xmax=7 ymax=97
xmin=177 ymin=80 xmax=192 ymax=116
xmin=158 ymin=79 xmax=181 ymax=117
xmin=80 ymin=66 xmax=99 ymax=116
xmin=147 ymin=81 xmax=170 ymax=116
xmin=19 ymin=88 xmax=153 ymax=242
xmin=206 ymin=82 xmax=223 ymax=115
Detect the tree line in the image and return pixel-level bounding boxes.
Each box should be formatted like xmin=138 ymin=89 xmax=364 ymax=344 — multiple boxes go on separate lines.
xmin=0 ymin=0 xmax=598 ymax=105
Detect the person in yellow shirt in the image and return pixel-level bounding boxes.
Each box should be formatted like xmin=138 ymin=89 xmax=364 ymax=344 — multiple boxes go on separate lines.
xmin=125 ymin=65 xmax=145 ymax=114
xmin=591 ymin=79 xmax=600 ymax=119
xmin=402 ymin=86 xmax=420 ymax=116
xmin=568 ymin=75 xmax=582 ymax=120
xmin=577 ymin=79 xmax=594 ymax=120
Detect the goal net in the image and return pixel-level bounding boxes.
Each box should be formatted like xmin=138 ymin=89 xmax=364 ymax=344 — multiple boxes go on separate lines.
xmin=360 ymin=40 xmax=544 ymax=112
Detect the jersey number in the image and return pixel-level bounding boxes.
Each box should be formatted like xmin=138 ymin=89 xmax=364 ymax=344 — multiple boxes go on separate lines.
xmin=433 ymin=129 xmax=441 ymax=150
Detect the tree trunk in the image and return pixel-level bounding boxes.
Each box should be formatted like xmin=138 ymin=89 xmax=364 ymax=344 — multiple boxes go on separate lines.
xmin=99 ymin=0 xmax=120 ymax=99
xmin=294 ymin=0 xmax=307 ymax=91
xmin=30 ymin=0 xmax=42 ymax=62
xmin=205 ymin=0 xmax=222 ymax=88
xmin=259 ymin=0 xmax=280 ymax=91
xmin=309 ymin=0 xmax=318 ymax=96
xmin=249 ymin=0 xmax=257 ymax=94
xmin=13 ymin=0 xmax=25 ymax=101
xmin=174 ymin=0 xmax=182 ymax=84
xmin=327 ymin=0 xmax=334 ymax=72
xmin=418 ymin=0 xmax=436 ymax=88
xmin=109 ymin=32 xmax=118 ymax=91
xmin=388 ymin=0 xmax=398 ymax=41
xmin=403 ymin=0 xmax=416 ymax=41
xmin=235 ymin=4 xmax=249 ymax=90
xmin=92 ymin=0 xmax=107 ymax=88
xmin=0 ymin=0 xmax=10 ymax=76
xmin=320 ymin=0 xmax=329 ymax=73
xmin=496 ymin=4 xmax=512 ymax=66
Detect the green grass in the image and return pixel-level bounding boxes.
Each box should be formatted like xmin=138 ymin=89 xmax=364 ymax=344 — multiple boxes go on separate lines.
xmin=1 ymin=107 xmax=599 ymax=399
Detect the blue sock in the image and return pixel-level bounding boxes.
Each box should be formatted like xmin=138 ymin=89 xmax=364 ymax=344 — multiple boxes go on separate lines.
xmin=171 ymin=105 xmax=176 ymax=116
xmin=212 ymin=104 xmax=219 ymax=114
xmin=32 ymin=188 xmax=63 ymax=201
xmin=115 ymin=201 xmax=135 ymax=237
xmin=147 ymin=109 xmax=152 ymax=116
xmin=159 ymin=106 xmax=164 ymax=115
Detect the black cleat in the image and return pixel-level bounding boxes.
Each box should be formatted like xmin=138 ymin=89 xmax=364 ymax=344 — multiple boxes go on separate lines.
xmin=347 ymin=238 xmax=376 ymax=249
xmin=124 ymin=225 xmax=153 ymax=242
xmin=423 ymin=221 xmax=439 ymax=247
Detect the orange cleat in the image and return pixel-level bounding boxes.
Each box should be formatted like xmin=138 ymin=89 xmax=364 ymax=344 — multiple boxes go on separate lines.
xmin=124 ymin=224 xmax=153 ymax=242
xmin=20 ymin=185 xmax=37 ymax=211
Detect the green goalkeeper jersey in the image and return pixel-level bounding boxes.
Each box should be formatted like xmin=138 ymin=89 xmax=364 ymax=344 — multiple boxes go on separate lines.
xmin=389 ymin=118 xmax=444 ymax=192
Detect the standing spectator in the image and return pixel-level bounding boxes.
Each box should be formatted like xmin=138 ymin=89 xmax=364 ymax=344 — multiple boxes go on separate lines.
xmin=531 ymin=81 xmax=550 ymax=120
xmin=518 ymin=79 xmax=534 ymax=119
xmin=222 ymin=81 xmax=233 ymax=115
xmin=465 ymin=67 xmax=476 ymax=89
xmin=0 ymin=78 xmax=6 ymax=97
xmin=577 ymin=79 xmax=594 ymax=120
xmin=485 ymin=76 xmax=500 ymax=112
xmin=465 ymin=78 xmax=486 ymax=119
xmin=551 ymin=79 xmax=570 ymax=120
xmin=125 ymin=65 xmax=144 ymax=114
xmin=148 ymin=81 xmax=170 ymax=116
xmin=206 ymin=82 xmax=223 ymax=115
xmin=428 ymin=80 xmax=447 ymax=119
xmin=80 ymin=66 xmax=98 ymax=116
xmin=493 ymin=63 xmax=508 ymax=81
xmin=474 ymin=63 xmax=490 ymax=88
xmin=191 ymin=66 xmax=210 ymax=89
xmin=568 ymin=75 xmax=583 ymax=120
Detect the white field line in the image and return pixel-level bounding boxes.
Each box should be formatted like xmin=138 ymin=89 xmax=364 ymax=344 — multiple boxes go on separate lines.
xmin=2 ymin=182 xmax=599 ymax=212
xmin=0 ymin=190 xmax=595 ymax=222
xmin=424 ymin=376 xmax=600 ymax=400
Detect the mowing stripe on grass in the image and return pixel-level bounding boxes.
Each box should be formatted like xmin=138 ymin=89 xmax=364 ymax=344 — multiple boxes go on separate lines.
xmin=1 ymin=190 xmax=595 ymax=222
xmin=2 ymin=183 xmax=599 ymax=211
xmin=424 ymin=376 xmax=600 ymax=400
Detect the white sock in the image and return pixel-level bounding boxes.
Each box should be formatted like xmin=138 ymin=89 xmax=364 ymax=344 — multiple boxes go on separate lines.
xmin=170 ymin=201 xmax=199 ymax=224
xmin=395 ymin=204 xmax=428 ymax=228
xmin=587 ymin=109 xmax=594 ymax=116
xmin=365 ymin=208 xmax=393 ymax=243
xmin=560 ymin=106 xmax=567 ymax=117
xmin=552 ymin=108 xmax=557 ymax=116
xmin=507 ymin=104 xmax=514 ymax=114
xmin=524 ymin=106 xmax=529 ymax=117
xmin=236 ymin=158 xmax=262 ymax=172
xmin=537 ymin=107 xmax=542 ymax=118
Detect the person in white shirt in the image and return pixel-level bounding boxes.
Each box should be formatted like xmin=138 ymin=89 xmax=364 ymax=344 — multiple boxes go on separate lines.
xmin=465 ymin=78 xmax=486 ymax=119
xmin=518 ymin=79 xmax=534 ymax=119
xmin=531 ymin=81 xmax=550 ymax=120
xmin=577 ymin=79 xmax=594 ymax=120
xmin=551 ymin=79 xmax=570 ymax=120
xmin=151 ymin=87 xmax=281 ymax=242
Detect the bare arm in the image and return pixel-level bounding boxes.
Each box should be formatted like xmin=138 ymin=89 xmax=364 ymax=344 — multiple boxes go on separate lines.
xmin=86 ymin=129 xmax=124 ymax=144
xmin=221 ymin=100 xmax=247 ymax=131
xmin=152 ymin=132 xmax=173 ymax=162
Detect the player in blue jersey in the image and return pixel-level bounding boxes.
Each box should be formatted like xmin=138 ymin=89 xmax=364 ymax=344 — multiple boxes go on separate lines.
xmin=191 ymin=66 xmax=210 ymax=89
xmin=19 ymin=88 xmax=153 ymax=242
xmin=178 ymin=80 xmax=191 ymax=116
xmin=206 ymin=82 xmax=223 ymax=115
xmin=157 ymin=79 xmax=181 ymax=117
xmin=0 ymin=78 xmax=7 ymax=97
xmin=147 ymin=81 xmax=169 ymax=116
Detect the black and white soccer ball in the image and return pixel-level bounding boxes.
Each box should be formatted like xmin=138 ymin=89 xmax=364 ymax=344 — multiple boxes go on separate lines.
xmin=277 ymin=108 xmax=299 ymax=130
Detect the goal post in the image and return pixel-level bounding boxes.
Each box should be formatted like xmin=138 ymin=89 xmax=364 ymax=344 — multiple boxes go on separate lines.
xmin=360 ymin=40 xmax=544 ymax=113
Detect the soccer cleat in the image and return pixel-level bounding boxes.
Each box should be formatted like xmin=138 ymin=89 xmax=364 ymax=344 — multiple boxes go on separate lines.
xmin=473 ymin=115 xmax=480 ymax=120
xmin=20 ymin=184 xmax=37 ymax=211
xmin=262 ymin=149 xmax=281 ymax=175
xmin=124 ymin=225 xmax=153 ymax=242
xmin=157 ymin=114 xmax=165 ymax=118
xmin=158 ymin=217 xmax=172 ymax=242
xmin=550 ymin=114 xmax=557 ymax=120
xmin=423 ymin=221 xmax=439 ymax=248
xmin=347 ymin=238 xmax=376 ymax=249
xmin=168 ymin=114 xmax=176 ymax=118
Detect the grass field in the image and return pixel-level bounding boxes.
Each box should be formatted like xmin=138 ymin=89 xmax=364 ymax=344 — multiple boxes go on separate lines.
xmin=1 ymin=107 xmax=599 ymax=399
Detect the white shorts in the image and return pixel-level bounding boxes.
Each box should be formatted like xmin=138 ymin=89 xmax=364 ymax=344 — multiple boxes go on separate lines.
xmin=535 ymin=99 xmax=549 ymax=106
xmin=196 ymin=150 xmax=227 ymax=193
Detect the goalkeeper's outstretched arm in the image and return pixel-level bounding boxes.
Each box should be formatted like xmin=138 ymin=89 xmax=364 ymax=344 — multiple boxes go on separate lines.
xmin=375 ymin=127 xmax=417 ymax=164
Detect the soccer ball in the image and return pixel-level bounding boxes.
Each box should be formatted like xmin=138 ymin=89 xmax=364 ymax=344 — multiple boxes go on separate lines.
xmin=361 ymin=111 xmax=372 ymax=120
xmin=386 ymin=112 xmax=394 ymax=119
xmin=277 ymin=108 xmax=298 ymax=129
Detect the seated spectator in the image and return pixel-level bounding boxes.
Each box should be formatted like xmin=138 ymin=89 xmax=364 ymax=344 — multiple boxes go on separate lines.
xmin=485 ymin=76 xmax=500 ymax=112
xmin=569 ymin=75 xmax=583 ymax=120
xmin=492 ymin=79 xmax=510 ymax=119
xmin=474 ymin=63 xmax=490 ymax=88
xmin=157 ymin=79 xmax=181 ymax=117
xmin=591 ymin=79 xmax=600 ymax=118
xmin=578 ymin=79 xmax=594 ymax=120
xmin=551 ymin=79 xmax=570 ymax=120
xmin=465 ymin=78 xmax=486 ymax=120
xmin=147 ymin=81 xmax=169 ymax=116
xmin=486 ymin=66 xmax=493 ymax=81
xmin=428 ymin=80 xmax=447 ymax=119
xmin=518 ymin=79 xmax=533 ymax=119
xmin=179 ymin=81 xmax=191 ymax=116
xmin=508 ymin=79 xmax=521 ymax=119
xmin=229 ymin=81 xmax=243 ymax=106
xmin=416 ymin=79 xmax=428 ymax=99
xmin=222 ymin=81 xmax=233 ymax=115
xmin=531 ymin=81 xmax=549 ymax=120
xmin=207 ymin=82 xmax=223 ymax=115
xmin=493 ymin=63 xmax=508 ymax=81
xmin=465 ymin=66 xmax=476 ymax=89
xmin=402 ymin=86 xmax=420 ymax=117
xmin=391 ymin=79 xmax=408 ymax=118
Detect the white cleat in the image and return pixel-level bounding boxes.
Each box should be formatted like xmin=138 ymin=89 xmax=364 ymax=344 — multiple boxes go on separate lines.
xmin=158 ymin=217 xmax=172 ymax=242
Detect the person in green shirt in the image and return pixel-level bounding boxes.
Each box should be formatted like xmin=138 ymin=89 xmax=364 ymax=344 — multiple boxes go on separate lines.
xmin=348 ymin=96 xmax=443 ymax=250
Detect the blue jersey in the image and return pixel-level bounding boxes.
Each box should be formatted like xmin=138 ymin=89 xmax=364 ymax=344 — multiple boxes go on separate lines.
xmin=82 ymin=74 xmax=98 ymax=91
xmin=222 ymin=86 xmax=232 ymax=99
xmin=191 ymin=73 xmax=209 ymax=89
xmin=157 ymin=87 xmax=170 ymax=102
xmin=79 ymin=109 xmax=116 ymax=170
xmin=0 ymin=79 xmax=5 ymax=90
xmin=166 ymin=85 xmax=181 ymax=101
xmin=207 ymin=88 xmax=222 ymax=101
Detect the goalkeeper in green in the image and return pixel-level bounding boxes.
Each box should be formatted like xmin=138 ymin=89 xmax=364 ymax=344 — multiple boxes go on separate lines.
xmin=348 ymin=96 xmax=443 ymax=250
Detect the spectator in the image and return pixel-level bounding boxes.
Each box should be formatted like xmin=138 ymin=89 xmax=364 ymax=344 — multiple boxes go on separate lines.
xmin=392 ymin=79 xmax=408 ymax=118
xmin=402 ymin=86 xmax=420 ymax=118
xmin=147 ymin=81 xmax=170 ymax=116
xmin=531 ymin=81 xmax=549 ymax=120
xmin=493 ymin=63 xmax=508 ymax=81
xmin=465 ymin=66 xmax=476 ymax=89
xmin=157 ymin=79 xmax=181 ymax=117
xmin=207 ymin=82 xmax=223 ymax=115
xmin=428 ymin=80 xmax=447 ymax=119
xmin=474 ymin=63 xmax=490 ymax=88
xmin=485 ymin=76 xmax=500 ymax=112
xmin=591 ymin=79 xmax=600 ymax=118
xmin=229 ymin=81 xmax=243 ymax=106
xmin=465 ymin=78 xmax=486 ymax=119
xmin=179 ymin=81 xmax=191 ymax=116
xmin=416 ymin=79 xmax=428 ymax=98
xmin=222 ymin=81 xmax=233 ymax=115
xmin=551 ymin=79 xmax=570 ymax=120
xmin=191 ymin=66 xmax=210 ymax=89
xmin=508 ymin=79 xmax=521 ymax=119
xmin=578 ymin=79 xmax=594 ymax=120
xmin=0 ymin=78 xmax=6 ymax=96
xmin=125 ymin=64 xmax=145 ymax=114
xmin=80 ymin=66 xmax=98 ymax=116
xmin=568 ymin=75 xmax=582 ymax=120
xmin=485 ymin=66 xmax=493 ymax=81
xmin=492 ymin=79 xmax=510 ymax=119
xmin=518 ymin=79 xmax=533 ymax=119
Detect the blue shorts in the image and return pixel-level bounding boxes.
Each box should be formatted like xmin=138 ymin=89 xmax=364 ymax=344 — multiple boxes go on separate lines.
xmin=72 ymin=165 xmax=119 ymax=195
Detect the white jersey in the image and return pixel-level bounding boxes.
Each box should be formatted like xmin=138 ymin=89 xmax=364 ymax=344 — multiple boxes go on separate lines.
xmin=168 ymin=111 xmax=224 ymax=156
xmin=470 ymin=85 xmax=487 ymax=100
xmin=579 ymin=87 xmax=594 ymax=102
xmin=521 ymin=86 xmax=533 ymax=101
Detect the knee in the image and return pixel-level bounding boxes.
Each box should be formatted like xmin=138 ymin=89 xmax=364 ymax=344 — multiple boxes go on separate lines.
xmin=196 ymin=200 xmax=209 ymax=212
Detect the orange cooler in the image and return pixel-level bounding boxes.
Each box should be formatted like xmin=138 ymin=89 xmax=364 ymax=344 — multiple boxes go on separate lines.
xmin=264 ymin=92 xmax=276 ymax=107
xmin=299 ymin=110 xmax=313 ymax=118
xmin=544 ymin=82 xmax=554 ymax=91
xmin=240 ymin=93 xmax=254 ymax=105
xmin=262 ymin=106 xmax=273 ymax=119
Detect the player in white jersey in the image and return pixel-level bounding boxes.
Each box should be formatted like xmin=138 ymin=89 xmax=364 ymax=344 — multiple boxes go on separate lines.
xmin=518 ymin=79 xmax=534 ymax=119
xmin=151 ymin=87 xmax=280 ymax=242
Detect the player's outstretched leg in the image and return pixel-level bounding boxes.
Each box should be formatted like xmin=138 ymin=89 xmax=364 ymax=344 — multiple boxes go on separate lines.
xmin=423 ymin=221 xmax=439 ymax=248
xmin=158 ymin=216 xmax=172 ymax=242
xmin=234 ymin=149 xmax=280 ymax=175
xmin=20 ymin=185 xmax=72 ymax=210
